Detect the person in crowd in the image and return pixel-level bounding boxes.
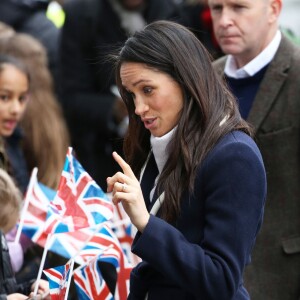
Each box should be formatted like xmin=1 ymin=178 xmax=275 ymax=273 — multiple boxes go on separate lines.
xmin=107 ymin=20 xmax=266 ymax=299
xmin=181 ymin=0 xmax=223 ymax=58
xmin=0 ymin=53 xmax=33 ymax=277
xmin=58 ymin=0 xmax=188 ymax=189
xmin=0 ymin=33 xmax=70 ymax=284
xmin=0 ymin=168 xmax=50 ymax=300
xmin=209 ymin=0 xmax=300 ymax=299
xmin=0 ymin=0 xmax=60 ymax=87
xmin=0 ymin=32 xmax=70 ymax=190
xmin=0 ymin=54 xmax=30 ymax=190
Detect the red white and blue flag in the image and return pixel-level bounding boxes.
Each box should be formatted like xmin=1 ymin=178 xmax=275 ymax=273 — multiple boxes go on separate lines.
xmin=44 ymin=147 xmax=114 ymax=234
xmin=47 ymin=224 xmax=121 ymax=265
xmin=74 ymin=256 xmax=114 ymax=300
xmin=43 ymin=260 xmax=74 ymax=300
xmin=110 ymin=203 xmax=141 ymax=266
xmin=18 ymin=175 xmax=56 ymax=246
xmin=72 ymin=224 xmax=132 ymax=299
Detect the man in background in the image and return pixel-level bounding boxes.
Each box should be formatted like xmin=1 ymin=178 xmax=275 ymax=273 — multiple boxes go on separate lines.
xmin=209 ymin=0 xmax=300 ymax=299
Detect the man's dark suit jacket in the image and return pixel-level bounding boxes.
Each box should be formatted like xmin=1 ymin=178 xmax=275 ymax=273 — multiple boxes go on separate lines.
xmin=214 ymin=35 xmax=300 ymax=300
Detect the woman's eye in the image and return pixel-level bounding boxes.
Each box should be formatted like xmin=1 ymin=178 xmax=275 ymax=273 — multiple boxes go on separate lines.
xmin=143 ymin=87 xmax=152 ymax=94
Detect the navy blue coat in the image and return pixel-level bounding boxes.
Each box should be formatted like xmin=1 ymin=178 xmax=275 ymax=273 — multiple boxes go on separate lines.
xmin=129 ymin=131 xmax=266 ymax=300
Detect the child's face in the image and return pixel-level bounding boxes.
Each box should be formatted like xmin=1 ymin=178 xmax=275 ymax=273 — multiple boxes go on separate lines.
xmin=0 ymin=64 xmax=29 ymax=137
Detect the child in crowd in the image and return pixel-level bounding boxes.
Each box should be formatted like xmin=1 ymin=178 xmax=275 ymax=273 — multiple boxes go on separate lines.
xmin=0 ymin=54 xmax=30 ymax=187
xmin=0 ymin=169 xmax=50 ymax=299
xmin=0 ymin=54 xmax=32 ymax=275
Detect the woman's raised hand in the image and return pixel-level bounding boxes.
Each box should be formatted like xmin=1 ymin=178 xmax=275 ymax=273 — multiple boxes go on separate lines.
xmin=107 ymin=152 xmax=150 ymax=232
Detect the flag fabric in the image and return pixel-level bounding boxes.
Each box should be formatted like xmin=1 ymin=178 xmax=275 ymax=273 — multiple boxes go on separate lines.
xmin=18 ymin=175 xmax=56 ymax=246
xmin=69 ymin=224 xmax=132 ymax=300
xmin=110 ymin=203 xmax=141 ymax=266
xmin=20 ymin=183 xmax=132 ymax=269
xmin=88 ymin=224 xmax=132 ymax=300
xmin=44 ymin=147 xmax=114 ymax=234
xmin=97 ymin=240 xmax=132 ymax=300
xmin=49 ymin=222 xmax=126 ymax=266
xmin=114 ymin=247 xmax=132 ymax=300
xmin=74 ymin=256 xmax=114 ymax=300
xmin=43 ymin=260 xmax=74 ymax=300
xmin=47 ymin=224 xmax=117 ymax=265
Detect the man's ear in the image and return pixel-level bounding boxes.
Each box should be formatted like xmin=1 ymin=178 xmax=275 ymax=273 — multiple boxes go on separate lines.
xmin=269 ymin=0 xmax=282 ymax=23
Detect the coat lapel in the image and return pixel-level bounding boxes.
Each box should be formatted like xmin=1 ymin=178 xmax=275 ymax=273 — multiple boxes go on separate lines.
xmin=247 ymin=36 xmax=292 ymax=130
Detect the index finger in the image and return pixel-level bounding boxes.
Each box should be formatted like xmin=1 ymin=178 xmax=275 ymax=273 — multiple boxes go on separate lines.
xmin=112 ymin=152 xmax=135 ymax=177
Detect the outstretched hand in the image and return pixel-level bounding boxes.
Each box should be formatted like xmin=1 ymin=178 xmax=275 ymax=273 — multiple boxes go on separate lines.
xmin=107 ymin=152 xmax=150 ymax=232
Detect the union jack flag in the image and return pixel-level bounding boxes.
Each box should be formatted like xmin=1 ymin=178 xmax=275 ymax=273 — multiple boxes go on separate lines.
xmin=20 ymin=184 xmax=132 ymax=268
xmin=44 ymin=147 xmax=114 ymax=233
xmin=18 ymin=172 xmax=55 ymax=246
xmin=91 ymin=224 xmax=132 ymax=300
xmin=43 ymin=260 xmax=74 ymax=300
xmin=74 ymin=255 xmax=114 ymax=300
xmin=110 ymin=203 xmax=141 ymax=266
xmin=72 ymin=224 xmax=132 ymax=299
xmin=47 ymin=224 xmax=121 ymax=265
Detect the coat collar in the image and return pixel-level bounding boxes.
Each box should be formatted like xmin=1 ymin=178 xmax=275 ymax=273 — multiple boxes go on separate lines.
xmin=247 ymin=35 xmax=292 ymax=131
xmin=214 ymin=35 xmax=293 ymax=131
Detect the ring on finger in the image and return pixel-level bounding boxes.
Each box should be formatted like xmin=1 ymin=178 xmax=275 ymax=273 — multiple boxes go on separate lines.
xmin=122 ymin=183 xmax=127 ymax=192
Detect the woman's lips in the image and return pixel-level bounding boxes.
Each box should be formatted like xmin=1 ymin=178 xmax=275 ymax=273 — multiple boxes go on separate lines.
xmin=142 ymin=117 xmax=157 ymax=130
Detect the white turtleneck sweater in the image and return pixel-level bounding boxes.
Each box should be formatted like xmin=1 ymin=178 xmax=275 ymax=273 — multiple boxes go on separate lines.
xmin=148 ymin=127 xmax=177 ymax=201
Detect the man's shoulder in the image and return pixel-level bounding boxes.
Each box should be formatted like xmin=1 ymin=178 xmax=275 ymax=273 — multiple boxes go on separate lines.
xmin=271 ymin=34 xmax=300 ymax=68
xmin=212 ymin=55 xmax=227 ymax=74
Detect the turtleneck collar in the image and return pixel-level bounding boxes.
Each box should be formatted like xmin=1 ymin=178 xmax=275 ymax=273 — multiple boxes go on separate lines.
xmin=150 ymin=127 xmax=177 ymax=174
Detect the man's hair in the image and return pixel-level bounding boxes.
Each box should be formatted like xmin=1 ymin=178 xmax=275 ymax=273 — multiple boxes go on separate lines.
xmin=0 ymin=169 xmax=22 ymax=229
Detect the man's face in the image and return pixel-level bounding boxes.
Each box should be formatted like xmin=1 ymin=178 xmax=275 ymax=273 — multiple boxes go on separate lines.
xmin=208 ymin=0 xmax=280 ymax=67
xmin=119 ymin=0 xmax=145 ymax=10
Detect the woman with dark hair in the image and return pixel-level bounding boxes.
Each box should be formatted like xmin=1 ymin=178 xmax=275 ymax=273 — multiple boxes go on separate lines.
xmin=107 ymin=20 xmax=266 ymax=300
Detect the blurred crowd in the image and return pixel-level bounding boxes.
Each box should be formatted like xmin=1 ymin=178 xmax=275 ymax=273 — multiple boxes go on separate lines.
xmin=0 ymin=0 xmax=299 ymax=299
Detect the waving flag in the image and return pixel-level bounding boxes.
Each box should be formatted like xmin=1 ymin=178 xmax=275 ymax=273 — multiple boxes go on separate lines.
xmin=114 ymin=248 xmax=132 ymax=300
xmin=89 ymin=224 xmax=132 ymax=300
xmin=17 ymin=170 xmax=56 ymax=246
xmin=74 ymin=256 xmax=114 ymax=300
xmin=44 ymin=147 xmax=113 ymax=234
xmin=110 ymin=203 xmax=141 ymax=266
xmin=49 ymin=222 xmax=127 ymax=265
xmin=43 ymin=260 xmax=74 ymax=300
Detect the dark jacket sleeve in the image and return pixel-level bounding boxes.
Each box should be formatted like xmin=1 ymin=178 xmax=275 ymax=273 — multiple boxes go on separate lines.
xmin=131 ymin=134 xmax=266 ymax=299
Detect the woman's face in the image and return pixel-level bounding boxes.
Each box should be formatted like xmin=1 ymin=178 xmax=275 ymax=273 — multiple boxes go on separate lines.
xmin=120 ymin=62 xmax=184 ymax=137
xmin=0 ymin=64 xmax=29 ymax=137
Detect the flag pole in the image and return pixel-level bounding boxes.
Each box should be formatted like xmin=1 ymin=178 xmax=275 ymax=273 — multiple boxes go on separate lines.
xmin=15 ymin=167 xmax=38 ymax=244
xmin=33 ymin=233 xmax=53 ymax=296
xmin=64 ymin=258 xmax=74 ymax=300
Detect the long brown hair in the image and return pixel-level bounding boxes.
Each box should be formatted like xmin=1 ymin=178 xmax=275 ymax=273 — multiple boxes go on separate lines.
xmin=0 ymin=33 xmax=70 ymax=189
xmin=114 ymin=20 xmax=251 ymax=222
